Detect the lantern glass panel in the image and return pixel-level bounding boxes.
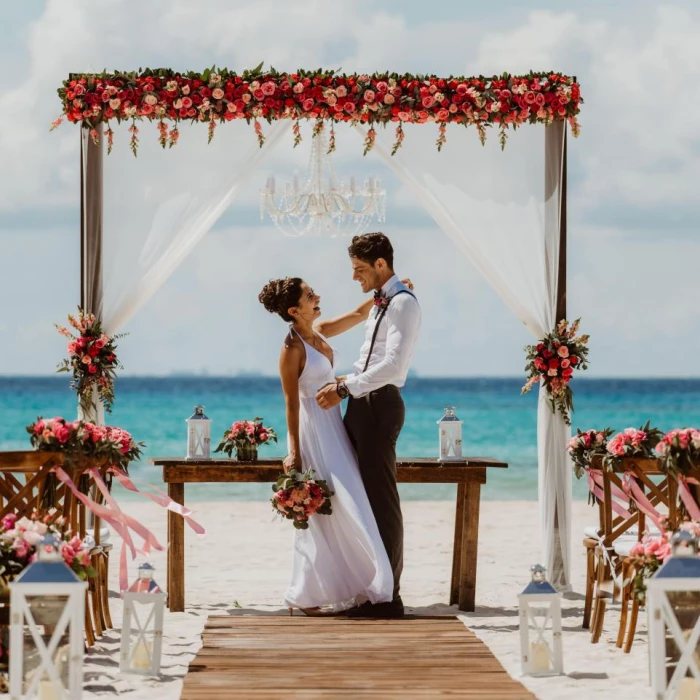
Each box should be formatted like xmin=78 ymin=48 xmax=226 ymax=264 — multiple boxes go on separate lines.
xmin=663 ymin=590 xmax=700 ymax=686
xmin=123 ymin=600 xmax=159 ymax=672
xmin=21 ymin=594 xmax=71 ymax=696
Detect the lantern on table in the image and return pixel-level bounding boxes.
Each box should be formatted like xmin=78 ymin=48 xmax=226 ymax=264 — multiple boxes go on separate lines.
xmin=518 ymin=564 xmax=563 ymax=677
xmin=9 ymin=533 xmax=88 ymax=700
xmin=647 ymin=530 xmax=700 ymax=700
xmin=120 ymin=562 xmax=165 ymax=676
xmin=186 ymin=405 xmax=211 ymax=460
xmin=437 ymin=406 xmax=463 ymax=462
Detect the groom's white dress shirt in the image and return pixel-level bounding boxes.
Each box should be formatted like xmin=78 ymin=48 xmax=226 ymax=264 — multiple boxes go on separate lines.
xmin=343 ymin=275 xmax=421 ymax=399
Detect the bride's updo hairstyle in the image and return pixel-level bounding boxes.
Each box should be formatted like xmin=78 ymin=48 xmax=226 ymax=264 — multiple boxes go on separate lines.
xmin=258 ymin=277 xmax=304 ymax=322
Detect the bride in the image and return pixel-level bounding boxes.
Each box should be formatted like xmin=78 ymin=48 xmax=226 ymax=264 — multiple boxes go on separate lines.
xmin=259 ymin=277 xmax=397 ymax=615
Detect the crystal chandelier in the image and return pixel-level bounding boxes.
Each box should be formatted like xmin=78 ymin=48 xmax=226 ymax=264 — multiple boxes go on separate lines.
xmin=260 ymin=123 xmax=386 ymax=237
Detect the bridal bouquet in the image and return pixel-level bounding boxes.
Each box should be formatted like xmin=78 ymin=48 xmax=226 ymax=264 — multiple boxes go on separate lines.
xmin=568 ymin=427 xmax=614 ymax=479
xmin=56 ymin=308 xmax=124 ymax=414
xmin=27 ymin=417 xmax=144 ymax=472
xmin=521 ymin=318 xmax=590 ymax=425
xmin=0 ymin=511 xmax=96 ymax=588
xmin=271 ymin=469 xmax=334 ymax=530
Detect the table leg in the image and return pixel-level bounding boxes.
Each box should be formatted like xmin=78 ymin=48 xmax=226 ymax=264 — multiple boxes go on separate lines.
xmin=458 ymin=482 xmax=481 ymax=612
xmin=450 ymin=483 xmax=466 ymax=605
xmin=168 ymin=482 xmax=185 ymax=612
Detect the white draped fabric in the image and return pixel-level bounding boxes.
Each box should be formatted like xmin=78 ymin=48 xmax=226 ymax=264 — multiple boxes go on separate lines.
xmin=100 ymin=120 xmax=290 ymax=336
xmin=359 ymin=122 xmax=571 ymax=589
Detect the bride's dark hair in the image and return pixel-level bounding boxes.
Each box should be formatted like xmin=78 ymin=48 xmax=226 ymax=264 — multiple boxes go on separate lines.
xmin=258 ymin=278 xmax=304 ymax=322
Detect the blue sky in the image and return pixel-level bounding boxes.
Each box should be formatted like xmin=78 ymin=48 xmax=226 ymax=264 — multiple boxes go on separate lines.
xmin=1 ymin=0 xmax=699 ymax=377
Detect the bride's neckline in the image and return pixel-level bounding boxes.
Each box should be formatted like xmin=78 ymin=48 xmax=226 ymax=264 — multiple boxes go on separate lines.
xmin=290 ymin=326 xmax=334 ymax=368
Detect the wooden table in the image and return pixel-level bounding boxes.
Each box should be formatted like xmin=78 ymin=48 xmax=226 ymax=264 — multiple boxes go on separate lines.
xmin=150 ymin=457 xmax=508 ymax=613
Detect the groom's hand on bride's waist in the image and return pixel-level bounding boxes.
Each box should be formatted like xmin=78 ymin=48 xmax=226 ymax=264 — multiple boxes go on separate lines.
xmin=316 ymin=382 xmax=343 ymax=410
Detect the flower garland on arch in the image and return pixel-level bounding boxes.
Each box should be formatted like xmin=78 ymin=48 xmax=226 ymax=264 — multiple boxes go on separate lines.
xmin=52 ymin=67 xmax=582 ymax=156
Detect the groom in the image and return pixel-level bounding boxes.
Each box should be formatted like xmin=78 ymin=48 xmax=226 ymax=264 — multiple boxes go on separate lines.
xmin=316 ymin=232 xmax=421 ymax=618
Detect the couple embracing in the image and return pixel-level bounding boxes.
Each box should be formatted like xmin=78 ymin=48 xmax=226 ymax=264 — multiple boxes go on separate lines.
xmin=258 ymin=233 xmax=421 ymax=618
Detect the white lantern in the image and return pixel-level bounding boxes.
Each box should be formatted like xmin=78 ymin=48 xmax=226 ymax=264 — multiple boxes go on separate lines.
xmin=9 ymin=533 xmax=88 ymax=700
xmin=120 ymin=563 xmax=165 ymax=676
xmin=186 ymin=405 xmax=211 ymax=460
xmin=518 ymin=564 xmax=564 ymax=677
xmin=647 ymin=530 xmax=700 ymax=700
xmin=437 ymin=406 xmax=463 ymax=462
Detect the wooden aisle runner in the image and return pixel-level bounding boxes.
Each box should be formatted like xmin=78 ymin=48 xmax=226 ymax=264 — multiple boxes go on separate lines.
xmin=181 ymin=615 xmax=535 ymax=699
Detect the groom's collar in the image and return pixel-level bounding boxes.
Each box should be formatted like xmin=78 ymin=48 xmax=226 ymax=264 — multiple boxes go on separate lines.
xmin=380 ymin=274 xmax=400 ymax=298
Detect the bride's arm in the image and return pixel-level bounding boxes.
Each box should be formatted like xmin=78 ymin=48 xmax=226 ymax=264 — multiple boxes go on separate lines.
xmin=279 ymin=338 xmax=304 ymax=473
xmin=313 ymin=298 xmax=374 ymax=339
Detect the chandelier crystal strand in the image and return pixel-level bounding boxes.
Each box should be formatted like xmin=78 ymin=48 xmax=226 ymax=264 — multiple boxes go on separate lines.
xmin=260 ymin=123 xmax=386 ymax=237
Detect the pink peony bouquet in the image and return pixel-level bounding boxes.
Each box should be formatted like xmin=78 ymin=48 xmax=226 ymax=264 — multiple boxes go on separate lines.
xmin=628 ymin=521 xmax=700 ymax=603
xmin=521 ymin=318 xmax=589 ymax=425
xmin=603 ymin=421 xmax=663 ymax=470
xmin=26 ymin=416 xmax=144 ymax=472
xmin=568 ymin=427 xmax=614 ymax=479
xmin=56 ymin=308 xmax=124 ymax=414
xmin=0 ymin=511 xmax=95 ymax=588
xmin=270 ymin=469 xmax=334 ymax=530
xmin=215 ymin=418 xmax=277 ymax=457
xmin=655 ymin=428 xmax=700 ymax=475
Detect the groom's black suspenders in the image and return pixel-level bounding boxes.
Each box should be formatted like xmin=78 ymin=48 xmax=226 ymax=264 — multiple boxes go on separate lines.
xmin=361 ymin=289 xmax=417 ymax=373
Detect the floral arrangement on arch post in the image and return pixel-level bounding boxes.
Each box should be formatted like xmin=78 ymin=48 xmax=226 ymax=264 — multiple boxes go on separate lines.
xmin=521 ymin=318 xmax=590 ymax=425
xmin=56 ymin=308 xmax=125 ymax=415
xmin=271 ymin=469 xmax=334 ymax=530
xmin=215 ymin=418 xmax=277 ymax=462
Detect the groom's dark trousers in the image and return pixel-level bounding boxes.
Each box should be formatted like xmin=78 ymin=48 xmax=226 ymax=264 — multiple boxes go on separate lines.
xmin=344 ymin=384 xmax=405 ymax=600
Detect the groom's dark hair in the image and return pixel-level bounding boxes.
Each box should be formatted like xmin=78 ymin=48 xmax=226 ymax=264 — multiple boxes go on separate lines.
xmin=348 ymin=232 xmax=394 ymax=270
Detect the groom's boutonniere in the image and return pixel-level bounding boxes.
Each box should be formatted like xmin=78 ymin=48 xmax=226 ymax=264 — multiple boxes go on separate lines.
xmin=373 ymin=291 xmax=390 ymax=311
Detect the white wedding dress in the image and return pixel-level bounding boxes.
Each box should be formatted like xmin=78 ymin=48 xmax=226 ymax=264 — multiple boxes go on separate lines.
xmin=284 ymin=327 xmax=393 ymax=611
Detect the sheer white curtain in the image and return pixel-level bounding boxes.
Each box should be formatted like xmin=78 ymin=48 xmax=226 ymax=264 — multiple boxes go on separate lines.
xmin=100 ymin=120 xmax=290 ymax=335
xmin=359 ymin=121 xmax=571 ymax=589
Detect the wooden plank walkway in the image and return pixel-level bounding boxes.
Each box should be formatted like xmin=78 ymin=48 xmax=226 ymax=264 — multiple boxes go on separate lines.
xmin=181 ymin=615 xmax=535 ymax=699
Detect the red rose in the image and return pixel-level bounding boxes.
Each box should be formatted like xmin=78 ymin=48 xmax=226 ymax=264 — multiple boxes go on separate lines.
xmin=88 ymin=365 xmax=98 ymax=374
xmin=562 ymin=368 xmax=574 ymax=378
xmin=542 ymin=349 xmax=552 ymax=359
xmin=570 ymin=356 xmax=579 ymax=365
xmin=88 ymin=345 xmax=99 ymax=357
xmin=548 ymin=358 xmax=559 ymax=370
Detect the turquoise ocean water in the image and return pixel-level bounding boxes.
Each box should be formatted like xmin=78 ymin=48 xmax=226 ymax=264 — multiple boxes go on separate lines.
xmin=2 ymin=376 xmax=700 ymax=502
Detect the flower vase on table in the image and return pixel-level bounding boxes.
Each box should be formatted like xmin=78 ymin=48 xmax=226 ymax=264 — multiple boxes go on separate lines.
xmin=235 ymin=443 xmax=258 ymax=463
xmin=215 ymin=418 xmax=277 ymax=463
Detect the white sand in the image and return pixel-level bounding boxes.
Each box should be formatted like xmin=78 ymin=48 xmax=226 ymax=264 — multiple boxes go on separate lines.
xmin=72 ymin=499 xmax=648 ymax=699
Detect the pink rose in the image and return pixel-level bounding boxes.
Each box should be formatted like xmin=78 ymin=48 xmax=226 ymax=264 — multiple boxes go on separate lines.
xmin=261 ymin=82 xmax=276 ymax=96
xmin=335 ymin=85 xmax=347 ymax=98
xmin=421 ymin=96 xmax=435 ymax=109
xmin=253 ymin=88 xmax=264 ymax=101
xmin=302 ymin=98 xmax=315 ymax=112
xmin=560 ymin=359 xmax=571 ymax=369
xmin=383 ymin=93 xmax=395 ymax=105
xmin=344 ymin=102 xmax=356 ymax=113
xmin=293 ymin=82 xmax=305 ymax=94
xmin=375 ymin=81 xmax=388 ymax=93
xmin=241 ymin=93 xmax=251 ymax=104
xmin=363 ymin=89 xmax=376 ymax=103
xmin=181 ymin=97 xmax=193 ymax=109
xmin=557 ymin=346 xmax=569 ymax=358
xmin=144 ymin=93 xmax=158 ymax=106
xmin=436 ymin=109 xmax=449 ymax=121
xmin=54 ymin=426 xmax=71 ymax=444
xmin=212 ymin=88 xmax=225 ymax=100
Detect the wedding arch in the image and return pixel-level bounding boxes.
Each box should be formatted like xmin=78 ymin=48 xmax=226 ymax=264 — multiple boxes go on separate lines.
xmin=55 ymin=66 xmax=582 ymax=591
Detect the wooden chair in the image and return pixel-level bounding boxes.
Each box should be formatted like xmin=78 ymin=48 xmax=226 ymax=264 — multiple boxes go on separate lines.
xmin=0 ymin=451 xmax=114 ymax=647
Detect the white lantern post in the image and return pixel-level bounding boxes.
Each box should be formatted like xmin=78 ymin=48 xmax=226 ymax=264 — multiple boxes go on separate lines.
xmin=120 ymin=563 xmax=165 ymax=676
xmin=9 ymin=533 xmax=87 ymax=700
xmin=186 ymin=405 xmax=211 ymax=460
xmin=647 ymin=530 xmax=700 ymax=700
xmin=518 ymin=564 xmax=563 ymax=677
xmin=437 ymin=406 xmax=463 ymax=462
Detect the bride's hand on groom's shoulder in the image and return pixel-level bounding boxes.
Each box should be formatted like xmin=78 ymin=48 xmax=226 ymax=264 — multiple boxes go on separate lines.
xmin=283 ymin=453 xmax=302 ymax=474
xmin=401 ymin=278 xmax=414 ymax=291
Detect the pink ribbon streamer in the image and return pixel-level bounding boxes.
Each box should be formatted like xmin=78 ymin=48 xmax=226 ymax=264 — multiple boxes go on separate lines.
xmin=678 ymin=475 xmax=700 ymax=521
xmin=585 ymin=468 xmax=632 ymax=520
xmin=108 ymin=467 xmax=206 ymax=536
xmin=622 ymin=471 xmax=663 ymax=530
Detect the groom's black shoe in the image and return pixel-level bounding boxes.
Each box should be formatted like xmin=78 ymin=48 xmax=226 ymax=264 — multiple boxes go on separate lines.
xmin=345 ymin=597 xmax=405 ymax=619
